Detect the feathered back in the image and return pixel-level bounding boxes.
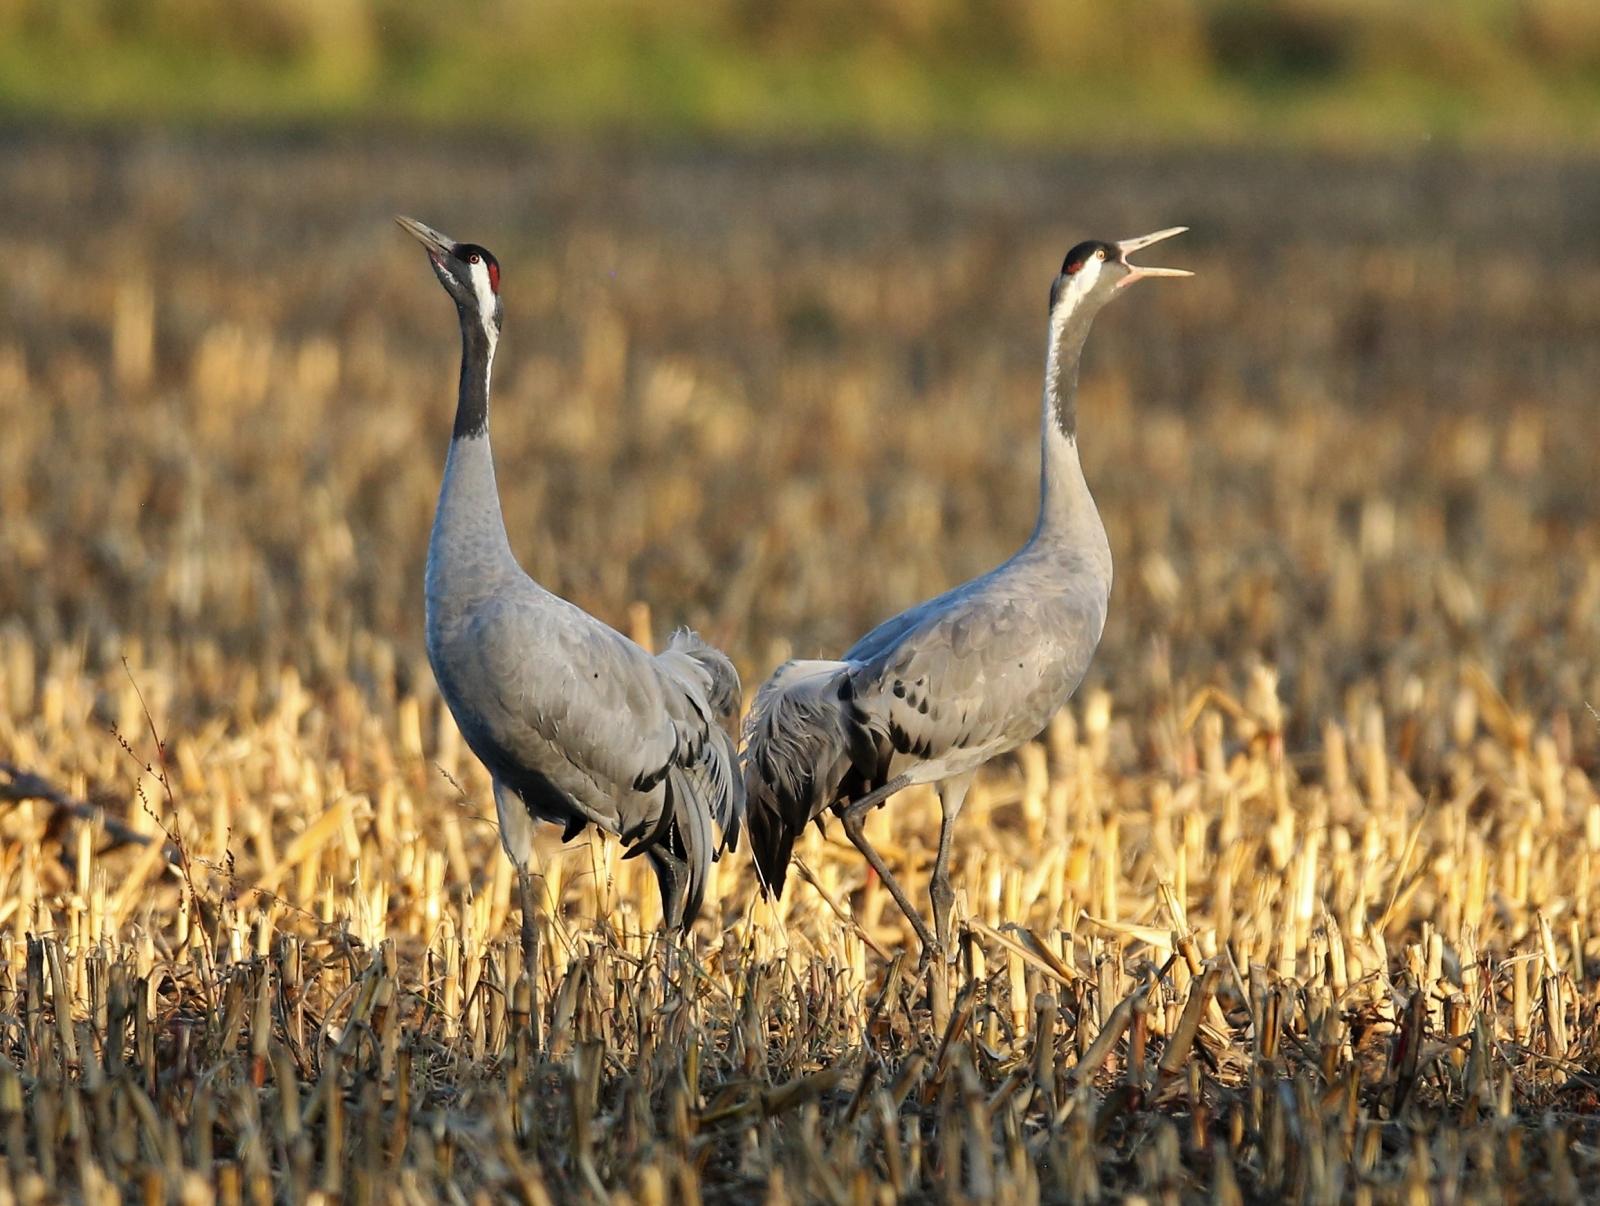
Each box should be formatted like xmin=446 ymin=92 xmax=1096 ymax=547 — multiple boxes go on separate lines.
xmin=658 ymin=629 xmax=741 ymax=726
xmin=660 ymin=629 xmax=741 ymax=724
xmin=741 ymin=659 xmax=857 ymax=897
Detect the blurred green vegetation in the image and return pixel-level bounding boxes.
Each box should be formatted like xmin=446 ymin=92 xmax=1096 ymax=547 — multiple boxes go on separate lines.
xmin=2 ymin=0 xmax=1600 ymax=145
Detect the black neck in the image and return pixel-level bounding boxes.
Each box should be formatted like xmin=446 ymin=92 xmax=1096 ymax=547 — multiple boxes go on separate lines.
xmin=453 ymin=313 xmax=493 ymax=440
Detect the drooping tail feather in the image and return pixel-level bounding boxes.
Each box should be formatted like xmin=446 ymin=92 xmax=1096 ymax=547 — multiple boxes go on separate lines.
xmin=666 ymin=763 xmax=714 ymax=927
xmin=631 ymin=714 xmax=743 ymax=930
xmin=741 ymin=659 xmax=856 ymax=898
xmin=656 ymin=628 xmax=746 ymax=853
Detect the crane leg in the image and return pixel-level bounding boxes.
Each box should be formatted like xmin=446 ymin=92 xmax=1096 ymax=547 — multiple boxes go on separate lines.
xmin=516 ymin=863 xmax=541 ymax=1048
xmin=929 ymin=774 xmax=974 ymax=962
xmin=838 ymin=774 xmax=913 ymax=827
xmin=838 ymin=787 xmax=935 ymax=956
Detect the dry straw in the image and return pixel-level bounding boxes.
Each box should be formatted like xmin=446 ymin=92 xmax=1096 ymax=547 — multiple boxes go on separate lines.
xmin=0 ymin=138 xmax=1598 ymax=1199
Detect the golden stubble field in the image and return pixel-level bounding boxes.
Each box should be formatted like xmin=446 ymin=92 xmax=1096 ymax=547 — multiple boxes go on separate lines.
xmin=1 ymin=134 xmax=1599 ymax=1201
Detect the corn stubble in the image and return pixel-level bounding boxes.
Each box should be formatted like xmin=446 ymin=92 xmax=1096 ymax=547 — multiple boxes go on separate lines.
xmin=1 ymin=138 xmax=1598 ymax=1201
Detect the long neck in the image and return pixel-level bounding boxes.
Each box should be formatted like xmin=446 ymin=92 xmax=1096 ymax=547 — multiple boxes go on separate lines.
xmin=1032 ymin=297 xmax=1107 ymax=545
xmin=1043 ymin=293 xmax=1097 ymax=441
xmin=453 ymin=313 xmax=493 ymax=438
xmin=427 ymin=311 xmax=515 ymax=609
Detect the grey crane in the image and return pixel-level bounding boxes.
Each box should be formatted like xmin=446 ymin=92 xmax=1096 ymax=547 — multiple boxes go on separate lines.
xmin=744 ymin=228 xmax=1191 ymax=960
xmin=397 ymin=216 xmax=744 ymax=931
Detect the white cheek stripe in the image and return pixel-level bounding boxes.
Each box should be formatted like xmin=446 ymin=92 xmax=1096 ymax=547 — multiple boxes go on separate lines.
xmin=469 ymin=259 xmax=498 ymax=343
xmin=469 ymin=259 xmax=494 ymax=312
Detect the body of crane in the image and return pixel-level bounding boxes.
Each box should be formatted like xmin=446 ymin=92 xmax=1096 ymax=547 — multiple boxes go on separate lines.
xmin=743 ymin=227 xmax=1191 ymax=961
xmin=398 ymin=216 xmax=744 ymax=931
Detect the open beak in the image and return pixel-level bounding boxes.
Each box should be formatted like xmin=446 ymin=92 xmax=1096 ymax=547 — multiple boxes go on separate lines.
xmin=396 ymin=215 xmax=456 ymax=268
xmin=1115 ymin=226 xmax=1192 ymax=289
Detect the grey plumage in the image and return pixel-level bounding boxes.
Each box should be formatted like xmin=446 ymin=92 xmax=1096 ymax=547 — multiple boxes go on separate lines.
xmin=399 ymin=216 xmax=743 ymax=930
xmin=745 ymin=559 xmax=1107 ymax=874
xmin=744 ymin=227 xmax=1190 ymax=956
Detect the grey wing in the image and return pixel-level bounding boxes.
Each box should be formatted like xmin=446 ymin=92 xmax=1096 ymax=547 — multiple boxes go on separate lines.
xmin=470 ymin=598 xmax=688 ymax=840
xmin=847 ymin=581 xmax=1108 ymax=777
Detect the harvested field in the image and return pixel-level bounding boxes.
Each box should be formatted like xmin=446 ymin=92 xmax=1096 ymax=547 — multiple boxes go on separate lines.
xmin=1 ymin=134 xmax=1599 ymax=1201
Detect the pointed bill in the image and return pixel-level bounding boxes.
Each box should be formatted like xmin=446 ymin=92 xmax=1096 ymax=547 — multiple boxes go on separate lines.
xmin=1115 ymin=225 xmax=1193 ymax=288
xmin=396 ymin=215 xmax=455 ymax=261
xmin=1117 ymin=225 xmax=1187 ymax=254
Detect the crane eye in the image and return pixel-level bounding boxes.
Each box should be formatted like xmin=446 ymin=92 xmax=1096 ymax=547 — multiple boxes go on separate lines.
xmin=1095 ymin=249 xmax=1106 ymax=260
xmin=1061 ymin=240 xmax=1101 ymax=275
xmin=469 ymin=253 xmax=481 ymax=264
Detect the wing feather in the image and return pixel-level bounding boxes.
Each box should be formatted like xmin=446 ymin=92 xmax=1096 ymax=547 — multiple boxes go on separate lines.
xmin=849 ymin=584 xmax=1107 ymax=775
xmin=469 ymin=601 xmax=742 ymax=865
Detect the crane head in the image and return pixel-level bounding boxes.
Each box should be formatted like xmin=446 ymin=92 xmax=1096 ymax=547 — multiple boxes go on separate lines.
xmin=1050 ymin=226 xmax=1191 ymax=313
xmin=396 ymin=216 xmax=503 ymax=338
